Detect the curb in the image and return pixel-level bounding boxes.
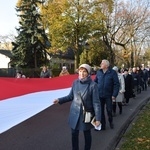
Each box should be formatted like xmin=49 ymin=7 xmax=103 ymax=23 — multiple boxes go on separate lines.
xmin=106 ymin=96 xmax=150 ymax=150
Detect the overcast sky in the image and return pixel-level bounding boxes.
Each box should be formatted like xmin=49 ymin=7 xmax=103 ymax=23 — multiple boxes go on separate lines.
xmin=0 ymin=0 xmax=18 ymax=36
xmin=0 ymin=0 xmax=130 ymax=36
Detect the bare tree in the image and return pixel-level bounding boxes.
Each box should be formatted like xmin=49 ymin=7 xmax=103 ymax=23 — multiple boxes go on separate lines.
xmin=0 ymin=32 xmax=16 ymax=50
xmin=104 ymin=0 xmax=150 ymax=67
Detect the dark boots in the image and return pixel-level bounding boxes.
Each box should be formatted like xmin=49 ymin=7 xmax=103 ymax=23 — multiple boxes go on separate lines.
xmin=118 ymin=102 xmax=122 ymax=114
xmin=112 ymin=102 xmax=116 ymax=117
xmin=113 ymin=102 xmax=122 ymax=115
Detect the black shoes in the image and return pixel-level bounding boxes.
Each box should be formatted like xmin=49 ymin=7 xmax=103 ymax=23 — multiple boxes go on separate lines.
xmin=101 ymin=125 xmax=106 ymax=130
xmin=101 ymin=127 xmax=106 ymax=130
xmin=112 ymin=112 xmax=116 ymax=117
xmin=113 ymin=110 xmax=122 ymax=115
xmin=119 ymin=110 xmax=122 ymax=114
xmin=109 ymin=122 xmax=114 ymax=129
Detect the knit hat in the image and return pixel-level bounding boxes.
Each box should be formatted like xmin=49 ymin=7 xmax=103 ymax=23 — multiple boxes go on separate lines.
xmin=79 ymin=64 xmax=91 ymax=74
xmin=113 ymin=66 xmax=118 ymax=72
xmin=62 ymin=66 xmax=67 ymax=69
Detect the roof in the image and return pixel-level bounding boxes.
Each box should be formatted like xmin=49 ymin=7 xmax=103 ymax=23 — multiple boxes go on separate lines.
xmin=0 ymin=49 xmax=12 ymax=58
xmin=49 ymin=48 xmax=74 ymax=59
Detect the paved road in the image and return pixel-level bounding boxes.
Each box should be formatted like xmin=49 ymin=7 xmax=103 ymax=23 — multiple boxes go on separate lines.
xmin=0 ymin=87 xmax=150 ymax=150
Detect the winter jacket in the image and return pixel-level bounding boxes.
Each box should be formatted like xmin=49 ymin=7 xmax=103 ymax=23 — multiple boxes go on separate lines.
xmin=142 ymin=69 xmax=149 ymax=81
xmin=94 ymin=68 xmax=120 ymax=98
xmin=124 ymin=74 xmax=134 ymax=99
xmin=40 ymin=70 xmax=51 ymax=78
xmin=131 ymin=72 xmax=140 ymax=86
xmin=58 ymin=76 xmax=101 ymax=131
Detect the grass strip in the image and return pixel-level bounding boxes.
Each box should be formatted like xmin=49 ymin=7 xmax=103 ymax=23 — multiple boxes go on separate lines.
xmin=120 ymin=101 xmax=150 ymax=150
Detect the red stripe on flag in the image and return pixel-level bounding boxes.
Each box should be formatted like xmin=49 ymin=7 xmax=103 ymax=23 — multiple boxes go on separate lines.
xmin=0 ymin=74 xmax=95 ymax=101
xmin=0 ymin=74 xmax=78 ymax=101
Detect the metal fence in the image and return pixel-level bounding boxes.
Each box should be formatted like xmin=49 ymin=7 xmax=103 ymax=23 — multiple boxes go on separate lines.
xmin=0 ymin=68 xmax=16 ymax=77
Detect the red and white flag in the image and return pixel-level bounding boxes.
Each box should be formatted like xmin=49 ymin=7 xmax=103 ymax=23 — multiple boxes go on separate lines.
xmin=0 ymin=75 xmax=79 ymax=134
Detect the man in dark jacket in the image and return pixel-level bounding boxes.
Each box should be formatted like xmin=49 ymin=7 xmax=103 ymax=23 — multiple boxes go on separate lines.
xmin=94 ymin=59 xmax=120 ymax=130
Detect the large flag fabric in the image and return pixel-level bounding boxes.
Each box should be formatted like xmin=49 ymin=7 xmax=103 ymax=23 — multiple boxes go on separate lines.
xmin=0 ymin=75 xmax=80 ymax=134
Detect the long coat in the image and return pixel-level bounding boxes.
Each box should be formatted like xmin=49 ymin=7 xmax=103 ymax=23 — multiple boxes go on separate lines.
xmin=116 ymin=73 xmax=125 ymax=102
xmin=131 ymin=72 xmax=140 ymax=87
xmin=124 ymin=74 xmax=134 ymax=99
xmin=58 ymin=76 xmax=101 ymax=131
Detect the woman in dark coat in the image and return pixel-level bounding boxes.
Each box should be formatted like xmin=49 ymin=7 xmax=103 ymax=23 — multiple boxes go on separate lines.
xmin=53 ymin=64 xmax=101 ymax=150
xmin=40 ymin=65 xmax=51 ymax=78
xmin=123 ymin=69 xmax=134 ymax=104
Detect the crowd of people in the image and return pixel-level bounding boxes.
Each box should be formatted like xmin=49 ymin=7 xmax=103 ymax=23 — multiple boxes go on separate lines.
xmin=53 ymin=60 xmax=150 ymax=150
xmin=15 ymin=71 xmax=26 ymax=78
xmin=15 ymin=65 xmax=70 ymax=78
xmin=14 ymin=60 xmax=150 ymax=150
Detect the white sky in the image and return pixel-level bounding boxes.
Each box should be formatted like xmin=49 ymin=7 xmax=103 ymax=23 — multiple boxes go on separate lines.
xmin=0 ymin=0 xmax=19 ymax=36
xmin=0 ymin=0 xmax=130 ymax=37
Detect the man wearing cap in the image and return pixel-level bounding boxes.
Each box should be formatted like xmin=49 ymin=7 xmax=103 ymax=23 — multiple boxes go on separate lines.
xmin=94 ymin=59 xmax=120 ymax=130
xmin=53 ymin=64 xmax=101 ymax=150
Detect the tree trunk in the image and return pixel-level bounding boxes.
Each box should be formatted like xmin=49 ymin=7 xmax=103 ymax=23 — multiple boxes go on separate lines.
xmin=34 ymin=49 xmax=37 ymax=69
xmin=130 ymin=51 xmax=134 ymax=67
xmin=103 ymin=35 xmax=115 ymax=66
xmin=74 ymin=49 xmax=80 ymax=72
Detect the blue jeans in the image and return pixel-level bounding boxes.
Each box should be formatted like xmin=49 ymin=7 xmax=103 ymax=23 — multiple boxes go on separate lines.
xmin=71 ymin=129 xmax=91 ymax=150
xmin=100 ymin=97 xmax=113 ymax=128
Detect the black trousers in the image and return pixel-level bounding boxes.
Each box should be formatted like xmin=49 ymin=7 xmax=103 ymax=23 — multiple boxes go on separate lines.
xmin=71 ymin=128 xmax=92 ymax=150
xmin=100 ymin=97 xmax=113 ymax=128
xmin=113 ymin=102 xmax=122 ymax=114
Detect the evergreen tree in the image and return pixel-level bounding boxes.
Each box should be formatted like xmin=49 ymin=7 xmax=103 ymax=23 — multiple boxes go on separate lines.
xmin=11 ymin=0 xmax=50 ymax=68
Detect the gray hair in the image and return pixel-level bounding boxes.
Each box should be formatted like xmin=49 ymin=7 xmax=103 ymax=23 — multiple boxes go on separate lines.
xmin=102 ymin=59 xmax=110 ymax=67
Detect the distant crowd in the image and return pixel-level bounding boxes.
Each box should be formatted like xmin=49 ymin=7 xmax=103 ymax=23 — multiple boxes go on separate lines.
xmin=15 ymin=65 xmax=70 ymax=78
xmin=15 ymin=62 xmax=150 ymax=128
xmin=94 ymin=61 xmax=150 ymax=130
xmin=112 ymin=65 xmax=150 ymax=115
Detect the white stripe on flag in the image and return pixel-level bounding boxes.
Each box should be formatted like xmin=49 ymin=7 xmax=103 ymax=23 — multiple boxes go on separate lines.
xmin=0 ymin=88 xmax=71 ymax=134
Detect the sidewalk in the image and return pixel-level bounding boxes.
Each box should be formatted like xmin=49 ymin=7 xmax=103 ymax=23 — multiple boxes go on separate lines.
xmin=92 ymin=87 xmax=150 ymax=150
xmin=0 ymin=87 xmax=150 ymax=150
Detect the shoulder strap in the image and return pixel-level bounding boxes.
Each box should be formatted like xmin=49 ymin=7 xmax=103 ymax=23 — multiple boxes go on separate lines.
xmin=77 ymin=82 xmax=91 ymax=111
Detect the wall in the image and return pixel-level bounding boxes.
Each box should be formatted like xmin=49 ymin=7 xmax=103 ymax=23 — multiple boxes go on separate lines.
xmin=0 ymin=54 xmax=10 ymax=68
